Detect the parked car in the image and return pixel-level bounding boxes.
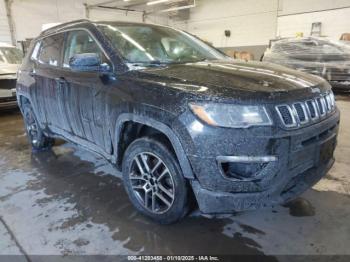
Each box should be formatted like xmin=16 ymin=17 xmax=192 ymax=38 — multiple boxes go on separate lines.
xmin=0 ymin=43 xmax=23 ymax=109
xmin=17 ymin=20 xmax=340 ymax=224
xmin=262 ymin=37 xmax=350 ymax=91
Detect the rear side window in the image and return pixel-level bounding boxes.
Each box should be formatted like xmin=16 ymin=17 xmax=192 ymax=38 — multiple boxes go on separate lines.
xmin=38 ymin=34 xmax=64 ymax=67
xmin=63 ymin=30 xmax=107 ymax=68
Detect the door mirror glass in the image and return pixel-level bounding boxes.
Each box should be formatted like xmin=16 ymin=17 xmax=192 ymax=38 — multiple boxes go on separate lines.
xmin=69 ymin=53 xmax=110 ymax=72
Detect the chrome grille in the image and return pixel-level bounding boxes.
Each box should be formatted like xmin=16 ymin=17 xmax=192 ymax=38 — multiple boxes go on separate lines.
xmin=325 ymin=95 xmax=332 ymax=112
xmin=276 ymin=92 xmax=336 ymax=128
xmin=316 ymin=97 xmax=326 ymax=116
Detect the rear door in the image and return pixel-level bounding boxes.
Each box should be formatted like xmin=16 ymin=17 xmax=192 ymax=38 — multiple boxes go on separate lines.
xmin=32 ymin=33 xmax=70 ymax=132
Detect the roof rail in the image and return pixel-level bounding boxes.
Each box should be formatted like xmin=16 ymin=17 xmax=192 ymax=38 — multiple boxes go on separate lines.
xmin=40 ymin=19 xmax=91 ymax=36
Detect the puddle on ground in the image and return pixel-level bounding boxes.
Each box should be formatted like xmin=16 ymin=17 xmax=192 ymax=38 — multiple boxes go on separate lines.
xmin=1 ymin=108 xmax=350 ymax=256
xmin=28 ymin=149 xmax=273 ymax=256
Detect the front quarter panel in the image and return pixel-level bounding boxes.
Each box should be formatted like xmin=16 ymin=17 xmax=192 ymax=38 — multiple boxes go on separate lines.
xmin=106 ymin=75 xmax=196 ymax=179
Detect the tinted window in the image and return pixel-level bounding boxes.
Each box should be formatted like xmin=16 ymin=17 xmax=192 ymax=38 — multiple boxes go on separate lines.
xmin=38 ymin=34 xmax=64 ymax=66
xmin=63 ymin=30 xmax=106 ymax=68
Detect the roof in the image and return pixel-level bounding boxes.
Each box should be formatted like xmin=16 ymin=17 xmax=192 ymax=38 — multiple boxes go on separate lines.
xmin=39 ymin=19 xmax=90 ymax=37
xmin=39 ymin=19 xmax=166 ymax=38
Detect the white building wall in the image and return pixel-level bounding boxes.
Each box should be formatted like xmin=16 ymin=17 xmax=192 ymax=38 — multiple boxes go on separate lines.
xmin=8 ymin=0 xmax=167 ymax=42
xmin=170 ymin=0 xmax=279 ymax=47
xmin=0 ymin=0 xmax=11 ymax=44
xmin=277 ymin=0 xmax=350 ymax=40
xmin=11 ymin=0 xmax=85 ymax=41
xmin=278 ymin=0 xmax=350 ymax=15
xmin=5 ymin=0 xmax=350 ymax=46
xmin=169 ymin=0 xmax=350 ymax=47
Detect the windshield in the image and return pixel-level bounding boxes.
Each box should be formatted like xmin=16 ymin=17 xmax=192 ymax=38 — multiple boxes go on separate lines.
xmin=0 ymin=47 xmax=23 ymax=64
xmin=97 ymin=23 xmax=227 ymax=64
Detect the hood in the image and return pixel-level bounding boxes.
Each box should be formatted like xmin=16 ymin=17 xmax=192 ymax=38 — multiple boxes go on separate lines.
xmin=0 ymin=63 xmax=19 ymax=78
xmin=133 ymin=60 xmax=329 ymax=102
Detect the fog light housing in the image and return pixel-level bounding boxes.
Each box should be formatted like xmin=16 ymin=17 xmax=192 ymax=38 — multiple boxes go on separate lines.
xmin=217 ymin=155 xmax=277 ymax=181
xmin=221 ymin=162 xmax=267 ymax=180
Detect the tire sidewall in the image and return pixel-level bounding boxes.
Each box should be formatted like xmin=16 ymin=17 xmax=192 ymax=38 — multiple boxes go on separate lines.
xmin=122 ymin=137 xmax=188 ymax=224
xmin=22 ymin=103 xmax=52 ymax=150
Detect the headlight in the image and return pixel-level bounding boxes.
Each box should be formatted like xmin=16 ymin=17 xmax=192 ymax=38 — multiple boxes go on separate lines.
xmin=189 ymin=103 xmax=273 ymax=128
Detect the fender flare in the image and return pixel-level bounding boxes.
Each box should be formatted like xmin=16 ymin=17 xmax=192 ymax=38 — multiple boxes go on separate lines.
xmin=114 ymin=113 xmax=195 ymax=180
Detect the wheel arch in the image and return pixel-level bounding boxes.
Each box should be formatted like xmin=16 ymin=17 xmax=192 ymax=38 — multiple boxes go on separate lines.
xmin=114 ymin=113 xmax=195 ymax=180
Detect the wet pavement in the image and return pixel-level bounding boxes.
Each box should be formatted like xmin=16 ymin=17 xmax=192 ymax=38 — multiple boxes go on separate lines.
xmin=0 ymin=96 xmax=350 ymax=258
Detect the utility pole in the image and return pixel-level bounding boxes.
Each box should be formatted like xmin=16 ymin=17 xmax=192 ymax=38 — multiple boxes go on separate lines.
xmin=4 ymin=0 xmax=16 ymax=46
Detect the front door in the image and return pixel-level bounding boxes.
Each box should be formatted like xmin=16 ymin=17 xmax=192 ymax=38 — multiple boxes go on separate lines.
xmin=59 ymin=30 xmax=112 ymax=153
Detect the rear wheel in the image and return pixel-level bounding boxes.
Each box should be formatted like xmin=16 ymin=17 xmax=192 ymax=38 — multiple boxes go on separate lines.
xmin=122 ymin=137 xmax=189 ymax=224
xmin=22 ymin=102 xmax=54 ymax=151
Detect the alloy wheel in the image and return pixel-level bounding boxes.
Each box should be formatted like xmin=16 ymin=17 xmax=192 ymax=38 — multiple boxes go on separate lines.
xmin=129 ymin=152 xmax=175 ymax=214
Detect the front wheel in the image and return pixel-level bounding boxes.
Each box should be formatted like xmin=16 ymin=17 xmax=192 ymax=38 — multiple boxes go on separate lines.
xmin=22 ymin=103 xmax=54 ymax=151
xmin=122 ymin=137 xmax=189 ymax=224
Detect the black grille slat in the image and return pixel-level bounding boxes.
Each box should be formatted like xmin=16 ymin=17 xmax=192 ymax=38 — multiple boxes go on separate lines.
xmin=306 ymin=101 xmax=317 ymax=119
xmin=277 ymin=105 xmax=294 ymax=126
xmin=294 ymin=103 xmax=306 ymax=123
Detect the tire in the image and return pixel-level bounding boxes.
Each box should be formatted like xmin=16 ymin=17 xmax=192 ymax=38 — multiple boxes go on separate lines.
xmin=22 ymin=102 xmax=54 ymax=151
xmin=122 ymin=137 xmax=189 ymax=224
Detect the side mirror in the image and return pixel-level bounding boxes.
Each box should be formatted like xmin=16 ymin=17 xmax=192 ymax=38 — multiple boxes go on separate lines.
xmin=69 ymin=53 xmax=110 ymax=72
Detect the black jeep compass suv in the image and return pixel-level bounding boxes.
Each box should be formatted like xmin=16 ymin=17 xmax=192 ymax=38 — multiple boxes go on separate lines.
xmin=16 ymin=20 xmax=340 ymax=224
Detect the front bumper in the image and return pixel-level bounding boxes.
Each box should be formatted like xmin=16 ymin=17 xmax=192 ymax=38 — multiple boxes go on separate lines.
xmin=182 ymin=109 xmax=340 ymax=214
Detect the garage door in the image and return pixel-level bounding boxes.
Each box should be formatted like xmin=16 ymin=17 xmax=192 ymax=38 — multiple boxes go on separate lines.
xmin=0 ymin=0 xmax=12 ymax=44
